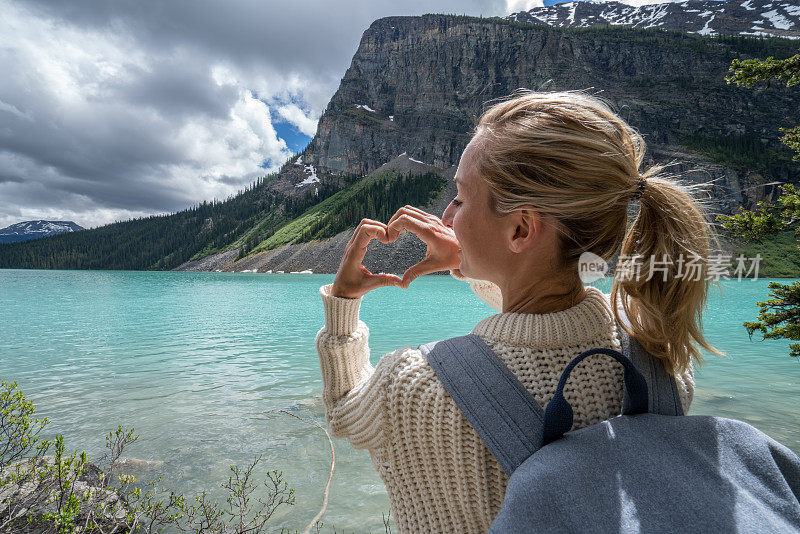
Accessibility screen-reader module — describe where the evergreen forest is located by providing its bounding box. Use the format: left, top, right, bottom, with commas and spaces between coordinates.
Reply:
0, 170, 446, 271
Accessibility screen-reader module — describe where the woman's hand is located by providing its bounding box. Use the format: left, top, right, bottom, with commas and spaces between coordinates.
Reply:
386, 206, 461, 289
331, 219, 403, 299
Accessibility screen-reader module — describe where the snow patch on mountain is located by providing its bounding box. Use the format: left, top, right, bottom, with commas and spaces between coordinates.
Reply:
295, 163, 320, 193
0, 220, 84, 244
762, 9, 793, 29
507, 0, 799, 39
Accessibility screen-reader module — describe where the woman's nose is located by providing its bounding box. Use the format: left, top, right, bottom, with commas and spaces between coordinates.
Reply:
442, 203, 454, 228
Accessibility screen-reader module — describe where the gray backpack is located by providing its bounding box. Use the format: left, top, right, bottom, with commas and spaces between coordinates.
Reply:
420, 323, 800, 533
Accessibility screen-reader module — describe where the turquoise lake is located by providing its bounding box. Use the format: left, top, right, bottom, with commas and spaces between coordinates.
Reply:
1, 269, 798, 532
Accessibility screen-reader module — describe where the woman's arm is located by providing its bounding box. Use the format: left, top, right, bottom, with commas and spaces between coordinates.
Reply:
317, 211, 459, 448
315, 284, 394, 450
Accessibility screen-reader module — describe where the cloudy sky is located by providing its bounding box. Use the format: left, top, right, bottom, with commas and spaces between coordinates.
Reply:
1, 0, 678, 229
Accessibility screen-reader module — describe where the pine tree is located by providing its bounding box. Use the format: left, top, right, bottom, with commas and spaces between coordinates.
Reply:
726, 54, 800, 161
720, 53, 800, 358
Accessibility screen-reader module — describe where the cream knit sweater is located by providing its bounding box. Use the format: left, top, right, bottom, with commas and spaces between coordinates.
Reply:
315, 277, 694, 533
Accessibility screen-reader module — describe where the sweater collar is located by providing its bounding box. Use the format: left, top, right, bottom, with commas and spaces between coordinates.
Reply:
471, 285, 615, 348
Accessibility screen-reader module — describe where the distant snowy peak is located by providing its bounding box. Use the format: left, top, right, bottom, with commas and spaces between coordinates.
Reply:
0, 220, 84, 244
508, 0, 800, 39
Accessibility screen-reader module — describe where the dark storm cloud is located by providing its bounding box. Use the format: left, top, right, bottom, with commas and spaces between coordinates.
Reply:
21, 0, 504, 76
114, 58, 240, 121
0, 0, 505, 229
0, 172, 24, 185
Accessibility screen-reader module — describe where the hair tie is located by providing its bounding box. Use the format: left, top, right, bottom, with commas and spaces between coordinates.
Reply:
632, 175, 647, 200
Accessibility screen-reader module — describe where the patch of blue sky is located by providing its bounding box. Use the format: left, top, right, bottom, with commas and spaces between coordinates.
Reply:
250, 91, 313, 155
273, 118, 312, 154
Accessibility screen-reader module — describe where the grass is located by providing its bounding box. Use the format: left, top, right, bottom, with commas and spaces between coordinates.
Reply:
725, 229, 800, 278
250, 170, 446, 253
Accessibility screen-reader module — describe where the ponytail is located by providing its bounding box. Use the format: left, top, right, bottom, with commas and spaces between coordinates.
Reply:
611, 167, 727, 375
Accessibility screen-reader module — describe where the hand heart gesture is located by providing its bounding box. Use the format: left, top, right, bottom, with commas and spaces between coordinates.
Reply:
330, 219, 403, 299
330, 207, 462, 299
386, 206, 461, 289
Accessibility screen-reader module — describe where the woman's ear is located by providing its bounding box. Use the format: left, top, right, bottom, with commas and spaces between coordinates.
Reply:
508, 209, 541, 253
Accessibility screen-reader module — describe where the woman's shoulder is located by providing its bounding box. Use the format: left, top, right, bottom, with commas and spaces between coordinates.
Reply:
375, 342, 452, 392
594, 287, 634, 329
377, 344, 431, 376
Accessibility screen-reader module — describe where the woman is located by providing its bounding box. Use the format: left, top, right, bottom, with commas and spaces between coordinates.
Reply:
315, 90, 724, 532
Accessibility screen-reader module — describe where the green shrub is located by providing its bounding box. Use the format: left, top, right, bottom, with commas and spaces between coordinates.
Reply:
0, 377, 295, 533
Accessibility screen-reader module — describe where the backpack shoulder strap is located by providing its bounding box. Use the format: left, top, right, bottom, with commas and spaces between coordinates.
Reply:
616, 316, 684, 416
419, 334, 544, 476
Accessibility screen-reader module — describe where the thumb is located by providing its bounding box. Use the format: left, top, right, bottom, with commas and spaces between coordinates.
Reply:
368, 272, 403, 290
401, 258, 437, 289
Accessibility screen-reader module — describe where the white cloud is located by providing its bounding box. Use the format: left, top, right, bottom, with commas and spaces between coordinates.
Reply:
0, 99, 31, 121
506, 0, 545, 12
276, 103, 319, 138
0, 204, 159, 232
0, 0, 292, 228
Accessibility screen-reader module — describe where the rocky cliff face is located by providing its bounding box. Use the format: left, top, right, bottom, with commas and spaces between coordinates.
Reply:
509, 0, 800, 39
280, 14, 797, 214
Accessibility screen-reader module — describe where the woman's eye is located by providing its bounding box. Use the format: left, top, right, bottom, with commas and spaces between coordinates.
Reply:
451, 198, 462, 207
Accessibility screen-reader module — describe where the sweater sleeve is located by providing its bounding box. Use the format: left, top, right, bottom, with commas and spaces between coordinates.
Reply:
315, 284, 392, 450
449, 269, 503, 312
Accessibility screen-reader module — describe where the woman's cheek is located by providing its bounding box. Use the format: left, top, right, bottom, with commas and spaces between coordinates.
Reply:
452, 215, 463, 244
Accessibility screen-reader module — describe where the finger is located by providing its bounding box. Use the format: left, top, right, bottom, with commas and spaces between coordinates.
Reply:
401, 257, 443, 289
347, 218, 389, 247
365, 272, 403, 291
387, 214, 435, 243
344, 223, 389, 267
387, 206, 436, 227
402, 205, 439, 222
358, 264, 402, 290
386, 206, 408, 227
386, 207, 433, 239
348, 223, 387, 256
358, 218, 390, 237
346, 218, 390, 248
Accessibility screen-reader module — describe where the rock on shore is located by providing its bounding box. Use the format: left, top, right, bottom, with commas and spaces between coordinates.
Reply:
0, 457, 128, 533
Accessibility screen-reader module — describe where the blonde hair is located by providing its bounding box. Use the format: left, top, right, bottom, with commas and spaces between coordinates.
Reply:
474, 89, 725, 375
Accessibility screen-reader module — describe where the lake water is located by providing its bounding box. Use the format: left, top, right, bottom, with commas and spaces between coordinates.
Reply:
1, 270, 798, 532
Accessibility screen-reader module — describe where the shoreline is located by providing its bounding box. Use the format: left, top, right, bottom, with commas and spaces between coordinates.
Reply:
1, 267, 796, 279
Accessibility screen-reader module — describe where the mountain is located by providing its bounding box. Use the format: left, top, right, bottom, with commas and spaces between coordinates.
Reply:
286, 13, 797, 204
177, 153, 455, 274
0, 220, 84, 244
1, 7, 799, 272
508, 0, 800, 39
